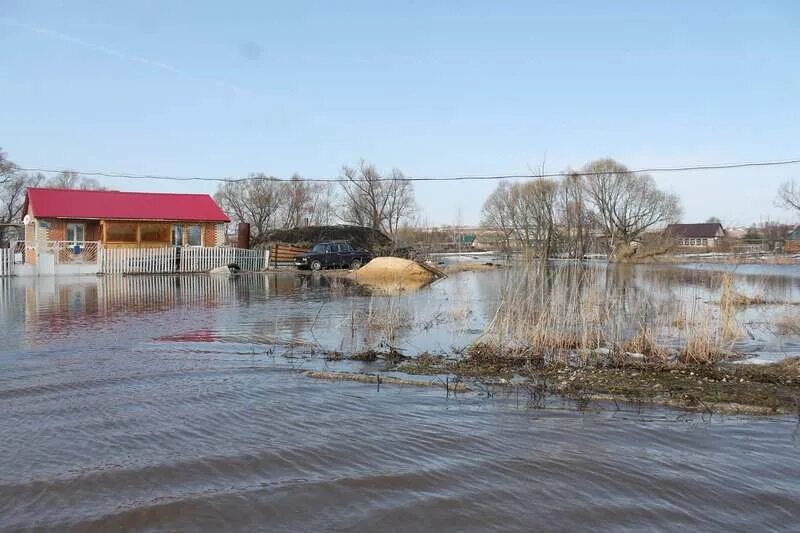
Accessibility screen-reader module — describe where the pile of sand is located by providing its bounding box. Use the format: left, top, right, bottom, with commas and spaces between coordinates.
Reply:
353, 257, 444, 292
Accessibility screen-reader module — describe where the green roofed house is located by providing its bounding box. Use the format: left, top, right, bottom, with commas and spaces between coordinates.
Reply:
460, 234, 476, 247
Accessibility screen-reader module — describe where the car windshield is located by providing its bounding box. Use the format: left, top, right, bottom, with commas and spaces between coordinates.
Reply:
311, 244, 328, 253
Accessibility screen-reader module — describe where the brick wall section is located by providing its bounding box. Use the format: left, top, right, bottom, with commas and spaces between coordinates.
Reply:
48, 220, 65, 241
25, 223, 36, 264
203, 223, 217, 247
37, 219, 101, 241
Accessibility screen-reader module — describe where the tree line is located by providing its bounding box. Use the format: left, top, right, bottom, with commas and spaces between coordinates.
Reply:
482, 158, 800, 259
482, 158, 683, 259
1, 145, 799, 249
213, 160, 416, 246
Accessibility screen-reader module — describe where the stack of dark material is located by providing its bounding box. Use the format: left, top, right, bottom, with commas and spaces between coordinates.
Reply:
264, 225, 392, 253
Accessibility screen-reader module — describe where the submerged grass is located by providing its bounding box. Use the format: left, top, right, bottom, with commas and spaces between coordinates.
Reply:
476, 262, 747, 366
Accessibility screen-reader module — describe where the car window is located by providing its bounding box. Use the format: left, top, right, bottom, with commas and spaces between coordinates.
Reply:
329, 244, 340, 253
339, 243, 352, 252
311, 244, 327, 253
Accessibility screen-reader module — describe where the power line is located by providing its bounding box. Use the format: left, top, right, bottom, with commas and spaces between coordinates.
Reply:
16, 157, 800, 184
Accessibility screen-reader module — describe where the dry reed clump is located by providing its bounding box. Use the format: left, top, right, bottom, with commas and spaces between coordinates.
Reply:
618, 331, 668, 363
474, 262, 744, 368
353, 295, 413, 345
776, 313, 800, 336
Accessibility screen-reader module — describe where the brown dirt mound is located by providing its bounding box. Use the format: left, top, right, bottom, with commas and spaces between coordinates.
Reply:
352, 257, 444, 292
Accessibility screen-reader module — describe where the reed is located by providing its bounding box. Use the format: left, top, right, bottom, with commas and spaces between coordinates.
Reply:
476, 261, 744, 366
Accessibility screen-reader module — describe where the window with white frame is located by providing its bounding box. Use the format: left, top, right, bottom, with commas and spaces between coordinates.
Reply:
187, 225, 202, 246
66, 223, 85, 244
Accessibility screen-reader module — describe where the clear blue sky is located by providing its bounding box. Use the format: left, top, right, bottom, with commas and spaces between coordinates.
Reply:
1, 1, 798, 227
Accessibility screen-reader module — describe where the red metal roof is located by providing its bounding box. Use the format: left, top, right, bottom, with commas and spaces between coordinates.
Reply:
25, 188, 230, 223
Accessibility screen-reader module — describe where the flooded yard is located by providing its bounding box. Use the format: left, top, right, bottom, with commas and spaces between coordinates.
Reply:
1, 263, 800, 530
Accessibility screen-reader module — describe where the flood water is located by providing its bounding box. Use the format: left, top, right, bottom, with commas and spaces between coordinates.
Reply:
1, 264, 800, 531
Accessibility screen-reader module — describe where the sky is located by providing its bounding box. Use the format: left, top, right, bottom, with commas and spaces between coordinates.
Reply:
1, 0, 799, 227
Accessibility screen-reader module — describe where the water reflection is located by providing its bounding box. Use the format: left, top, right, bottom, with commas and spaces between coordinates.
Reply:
1, 263, 799, 361
1, 267, 800, 530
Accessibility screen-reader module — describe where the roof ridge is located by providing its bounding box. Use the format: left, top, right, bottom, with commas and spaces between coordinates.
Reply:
27, 187, 214, 197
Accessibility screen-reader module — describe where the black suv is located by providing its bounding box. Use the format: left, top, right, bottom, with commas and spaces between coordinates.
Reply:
294, 240, 372, 271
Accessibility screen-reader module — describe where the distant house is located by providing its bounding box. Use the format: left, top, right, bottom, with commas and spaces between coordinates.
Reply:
460, 234, 476, 247
22, 188, 230, 254
665, 223, 726, 249
787, 226, 800, 254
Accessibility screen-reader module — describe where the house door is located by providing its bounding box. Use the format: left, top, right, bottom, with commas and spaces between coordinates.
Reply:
171, 225, 183, 246
37, 250, 55, 275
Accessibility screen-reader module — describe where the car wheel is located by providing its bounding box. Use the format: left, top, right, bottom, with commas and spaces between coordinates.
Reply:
350, 259, 362, 270
311, 260, 323, 271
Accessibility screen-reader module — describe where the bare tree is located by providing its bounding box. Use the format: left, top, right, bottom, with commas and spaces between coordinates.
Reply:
582, 158, 681, 257
338, 160, 415, 236
777, 180, 800, 213
214, 176, 283, 245
46, 170, 105, 190
558, 172, 592, 259
307, 182, 336, 226
481, 182, 516, 250
281, 174, 313, 228
384, 169, 415, 236
481, 178, 558, 257
0, 148, 43, 245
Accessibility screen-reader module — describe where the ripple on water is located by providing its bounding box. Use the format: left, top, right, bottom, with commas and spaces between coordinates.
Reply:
1, 272, 799, 530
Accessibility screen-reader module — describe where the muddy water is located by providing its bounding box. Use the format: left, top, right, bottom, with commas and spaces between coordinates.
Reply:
1, 267, 799, 531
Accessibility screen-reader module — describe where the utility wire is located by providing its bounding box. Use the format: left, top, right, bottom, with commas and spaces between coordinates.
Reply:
16, 157, 800, 184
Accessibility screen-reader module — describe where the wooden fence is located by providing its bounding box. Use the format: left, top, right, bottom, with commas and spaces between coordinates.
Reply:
100, 246, 267, 274
0, 249, 12, 277
269, 243, 308, 268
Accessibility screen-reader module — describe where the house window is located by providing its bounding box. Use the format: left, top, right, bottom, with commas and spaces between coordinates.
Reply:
187, 225, 202, 246
65, 223, 85, 244
106, 223, 138, 243
702, 238, 708, 245
140, 223, 170, 243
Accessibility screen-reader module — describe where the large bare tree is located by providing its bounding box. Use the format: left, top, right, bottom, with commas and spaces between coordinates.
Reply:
214, 174, 339, 245
481, 178, 558, 258
338, 160, 415, 236
582, 158, 681, 257
777, 180, 800, 213
214, 176, 283, 245
558, 172, 592, 259
481, 182, 516, 250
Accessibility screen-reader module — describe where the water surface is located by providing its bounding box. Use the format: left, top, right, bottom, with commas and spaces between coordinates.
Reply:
1, 267, 799, 531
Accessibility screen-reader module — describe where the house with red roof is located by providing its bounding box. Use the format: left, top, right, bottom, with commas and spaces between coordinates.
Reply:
23, 188, 229, 247
21, 188, 230, 271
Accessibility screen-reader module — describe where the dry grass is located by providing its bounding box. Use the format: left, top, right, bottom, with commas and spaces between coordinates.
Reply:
443, 262, 499, 274
476, 261, 746, 366
776, 313, 800, 336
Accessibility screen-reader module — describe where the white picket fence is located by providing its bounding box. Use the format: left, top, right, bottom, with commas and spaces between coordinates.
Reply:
0, 249, 12, 277
100, 247, 178, 274
178, 247, 265, 273
100, 246, 266, 275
